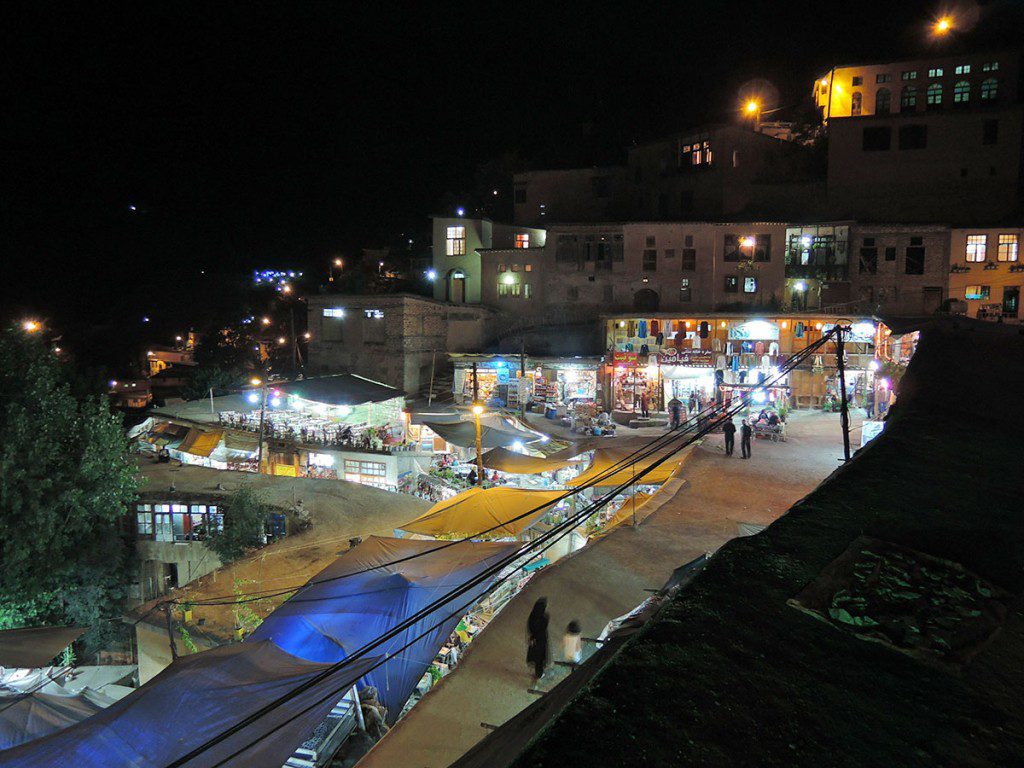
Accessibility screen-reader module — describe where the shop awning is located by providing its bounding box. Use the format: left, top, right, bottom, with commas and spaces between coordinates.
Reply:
566, 446, 683, 488
142, 421, 189, 447
594, 491, 653, 536
424, 420, 539, 450
222, 431, 260, 453
400, 487, 564, 538
276, 373, 402, 405
0, 691, 104, 751
177, 428, 224, 458
474, 447, 583, 475
0, 626, 86, 668
249, 536, 516, 722
0, 641, 379, 768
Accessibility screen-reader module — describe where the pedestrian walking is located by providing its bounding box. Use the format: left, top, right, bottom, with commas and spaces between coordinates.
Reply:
526, 597, 550, 682
865, 388, 875, 419
740, 418, 752, 459
723, 417, 736, 456
667, 397, 682, 429
562, 619, 583, 665
640, 390, 650, 419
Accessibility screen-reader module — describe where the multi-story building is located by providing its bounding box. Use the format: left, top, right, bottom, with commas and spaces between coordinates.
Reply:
848, 224, 951, 316
948, 227, 1024, 322
513, 167, 629, 227
430, 216, 545, 305
818, 50, 1023, 223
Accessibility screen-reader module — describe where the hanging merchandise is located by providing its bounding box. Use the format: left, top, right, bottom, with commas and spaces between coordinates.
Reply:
656, 332, 664, 345
731, 355, 740, 372
699, 321, 711, 338
712, 337, 722, 352
638, 319, 648, 338
674, 333, 685, 349
795, 322, 805, 338
761, 354, 771, 369
692, 335, 702, 350
640, 343, 650, 355
726, 341, 734, 356
664, 319, 674, 335
757, 371, 767, 384
741, 341, 754, 354
754, 341, 765, 356
769, 341, 779, 356
628, 320, 637, 337
651, 319, 661, 336
716, 354, 727, 370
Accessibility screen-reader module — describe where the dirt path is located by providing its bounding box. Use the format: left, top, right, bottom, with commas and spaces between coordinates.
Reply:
356, 411, 857, 768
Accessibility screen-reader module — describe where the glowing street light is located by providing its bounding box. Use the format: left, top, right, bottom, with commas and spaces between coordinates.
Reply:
250, 377, 263, 386
934, 16, 953, 35
303, 331, 312, 340
426, 268, 437, 281
22, 320, 40, 333
277, 337, 287, 345
745, 99, 759, 114
334, 258, 343, 267
261, 317, 271, 326
282, 283, 293, 294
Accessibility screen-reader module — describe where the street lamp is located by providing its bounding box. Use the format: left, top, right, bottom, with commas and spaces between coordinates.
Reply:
744, 99, 761, 131
471, 403, 485, 486
22, 320, 40, 333
934, 16, 953, 35
250, 377, 268, 474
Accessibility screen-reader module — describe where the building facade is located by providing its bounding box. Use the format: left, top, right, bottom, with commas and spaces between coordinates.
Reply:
948, 227, 1024, 321
513, 167, 629, 226
306, 293, 493, 395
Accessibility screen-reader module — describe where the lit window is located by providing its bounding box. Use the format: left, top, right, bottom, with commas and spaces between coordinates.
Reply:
928, 67, 944, 77
852, 75, 863, 86
524, 283, 531, 299
901, 70, 917, 80
515, 233, 530, 249
953, 81, 970, 103
875, 87, 891, 114
900, 85, 917, 110
851, 91, 862, 116
322, 308, 345, 318
524, 264, 532, 272
498, 282, 508, 296
964, 285, 990, 300
982, 61, 999, 72
724, 276, 739, 293
954, 64, 971, 75
965, 234, 987, 262
446, 226, 466, 256
875, 73, 891, 84
980, 78, 998, 100
743, 277, 757, 293
997, 234, 1019, 262
680, 278, 692, 302
511, 263, 519, 272
926, 83, 943, 106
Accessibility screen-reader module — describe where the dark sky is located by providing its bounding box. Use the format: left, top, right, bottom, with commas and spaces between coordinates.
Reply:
3, 1, 1019, 337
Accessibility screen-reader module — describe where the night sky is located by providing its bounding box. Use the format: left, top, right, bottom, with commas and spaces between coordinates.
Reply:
3, 1, 1020, 340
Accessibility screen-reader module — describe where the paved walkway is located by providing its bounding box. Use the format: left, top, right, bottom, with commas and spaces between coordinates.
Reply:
356, 411, 859, 768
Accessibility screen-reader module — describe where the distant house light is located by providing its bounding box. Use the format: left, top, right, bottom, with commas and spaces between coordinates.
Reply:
323, 308, 345, 318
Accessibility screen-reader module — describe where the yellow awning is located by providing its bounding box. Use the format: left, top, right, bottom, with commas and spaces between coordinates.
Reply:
595, 491, 654, 536
567, 446, 683, 487
177, 428, 224, 458
474, 447, 584, 475
401, 487, 564, 538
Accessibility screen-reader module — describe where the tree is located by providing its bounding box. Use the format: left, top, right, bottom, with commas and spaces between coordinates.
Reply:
205, 486, 270, 563
0, 327, 138, 652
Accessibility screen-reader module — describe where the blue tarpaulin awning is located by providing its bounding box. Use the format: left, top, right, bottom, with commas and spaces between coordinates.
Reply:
248, 536, 517, 722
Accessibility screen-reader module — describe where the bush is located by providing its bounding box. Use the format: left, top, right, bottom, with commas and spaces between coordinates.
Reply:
205, 486, 270, 563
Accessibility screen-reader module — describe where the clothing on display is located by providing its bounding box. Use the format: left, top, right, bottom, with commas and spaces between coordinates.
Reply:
769, 341, 779, 356
638, 320, 648, 338
651, 319, 660, 336
726, 342, 734, 356
754, 341, 765, 356
712, 337, 722, 352
656, 332, 664, 345
716, 354, 727, 370
692, 336, 701, 350
731, 356, 740, 372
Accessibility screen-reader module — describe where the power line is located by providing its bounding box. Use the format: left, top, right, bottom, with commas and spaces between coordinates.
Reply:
160, 331, 838, 767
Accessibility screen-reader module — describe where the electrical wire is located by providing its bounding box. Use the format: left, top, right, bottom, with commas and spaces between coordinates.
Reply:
160, 330, 839, 767
167, 331, 836, 609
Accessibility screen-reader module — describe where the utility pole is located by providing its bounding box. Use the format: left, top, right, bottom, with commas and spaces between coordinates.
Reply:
520, 334, 527, 418
427, 349, 436, 407
472, 404, 484, 486
836, 325, 851, 461
472, 361, 479, 403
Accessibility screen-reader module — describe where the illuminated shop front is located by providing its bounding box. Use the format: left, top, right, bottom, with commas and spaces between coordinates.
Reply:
605, 313, 884, 411
451, 355, 601, 409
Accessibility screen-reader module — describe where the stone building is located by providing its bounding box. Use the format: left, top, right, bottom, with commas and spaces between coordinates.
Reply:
306, 293, 493, 395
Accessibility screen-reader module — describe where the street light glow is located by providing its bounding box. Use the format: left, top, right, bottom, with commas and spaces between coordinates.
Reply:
745, 99, 759, 114
471, 404, 484, 415
426, 268, 437, 281
934, 16, 953, 34
261, 317, 271, 325
277, 337, 286, 345
22, 320, 40, 333
250, 377, 262, 386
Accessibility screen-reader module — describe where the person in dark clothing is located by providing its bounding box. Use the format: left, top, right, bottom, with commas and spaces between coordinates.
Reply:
865, 388, 875, 419
722, 417, 736, 456
640, 390, 650, 419
740, 418, 753, 459
466, 468, 477, 486
667, 397, 683, 429
526, 597, 550, 681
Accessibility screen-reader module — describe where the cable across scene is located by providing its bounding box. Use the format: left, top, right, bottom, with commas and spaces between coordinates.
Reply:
160, 329, 841, 768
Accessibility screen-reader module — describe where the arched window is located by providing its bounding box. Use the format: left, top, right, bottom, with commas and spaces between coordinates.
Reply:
851, 91, 862, 116
900, 85, 917, 111
875, 87, 891, 114
981, 78, 998, 101
953, 80, 971, 103
926, 82, 943, 108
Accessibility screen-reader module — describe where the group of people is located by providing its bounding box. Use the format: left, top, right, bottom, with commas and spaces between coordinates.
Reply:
721, 417, 754, 459
219, 410, 392, 452
526, 597, 583, 683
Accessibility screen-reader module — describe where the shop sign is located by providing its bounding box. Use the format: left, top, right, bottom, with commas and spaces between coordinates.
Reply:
658, 349, 714, 367
728, 320, 780, 341
496, 368, 510, 384
823, 322, 876, 343
611, 351, 639, 366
